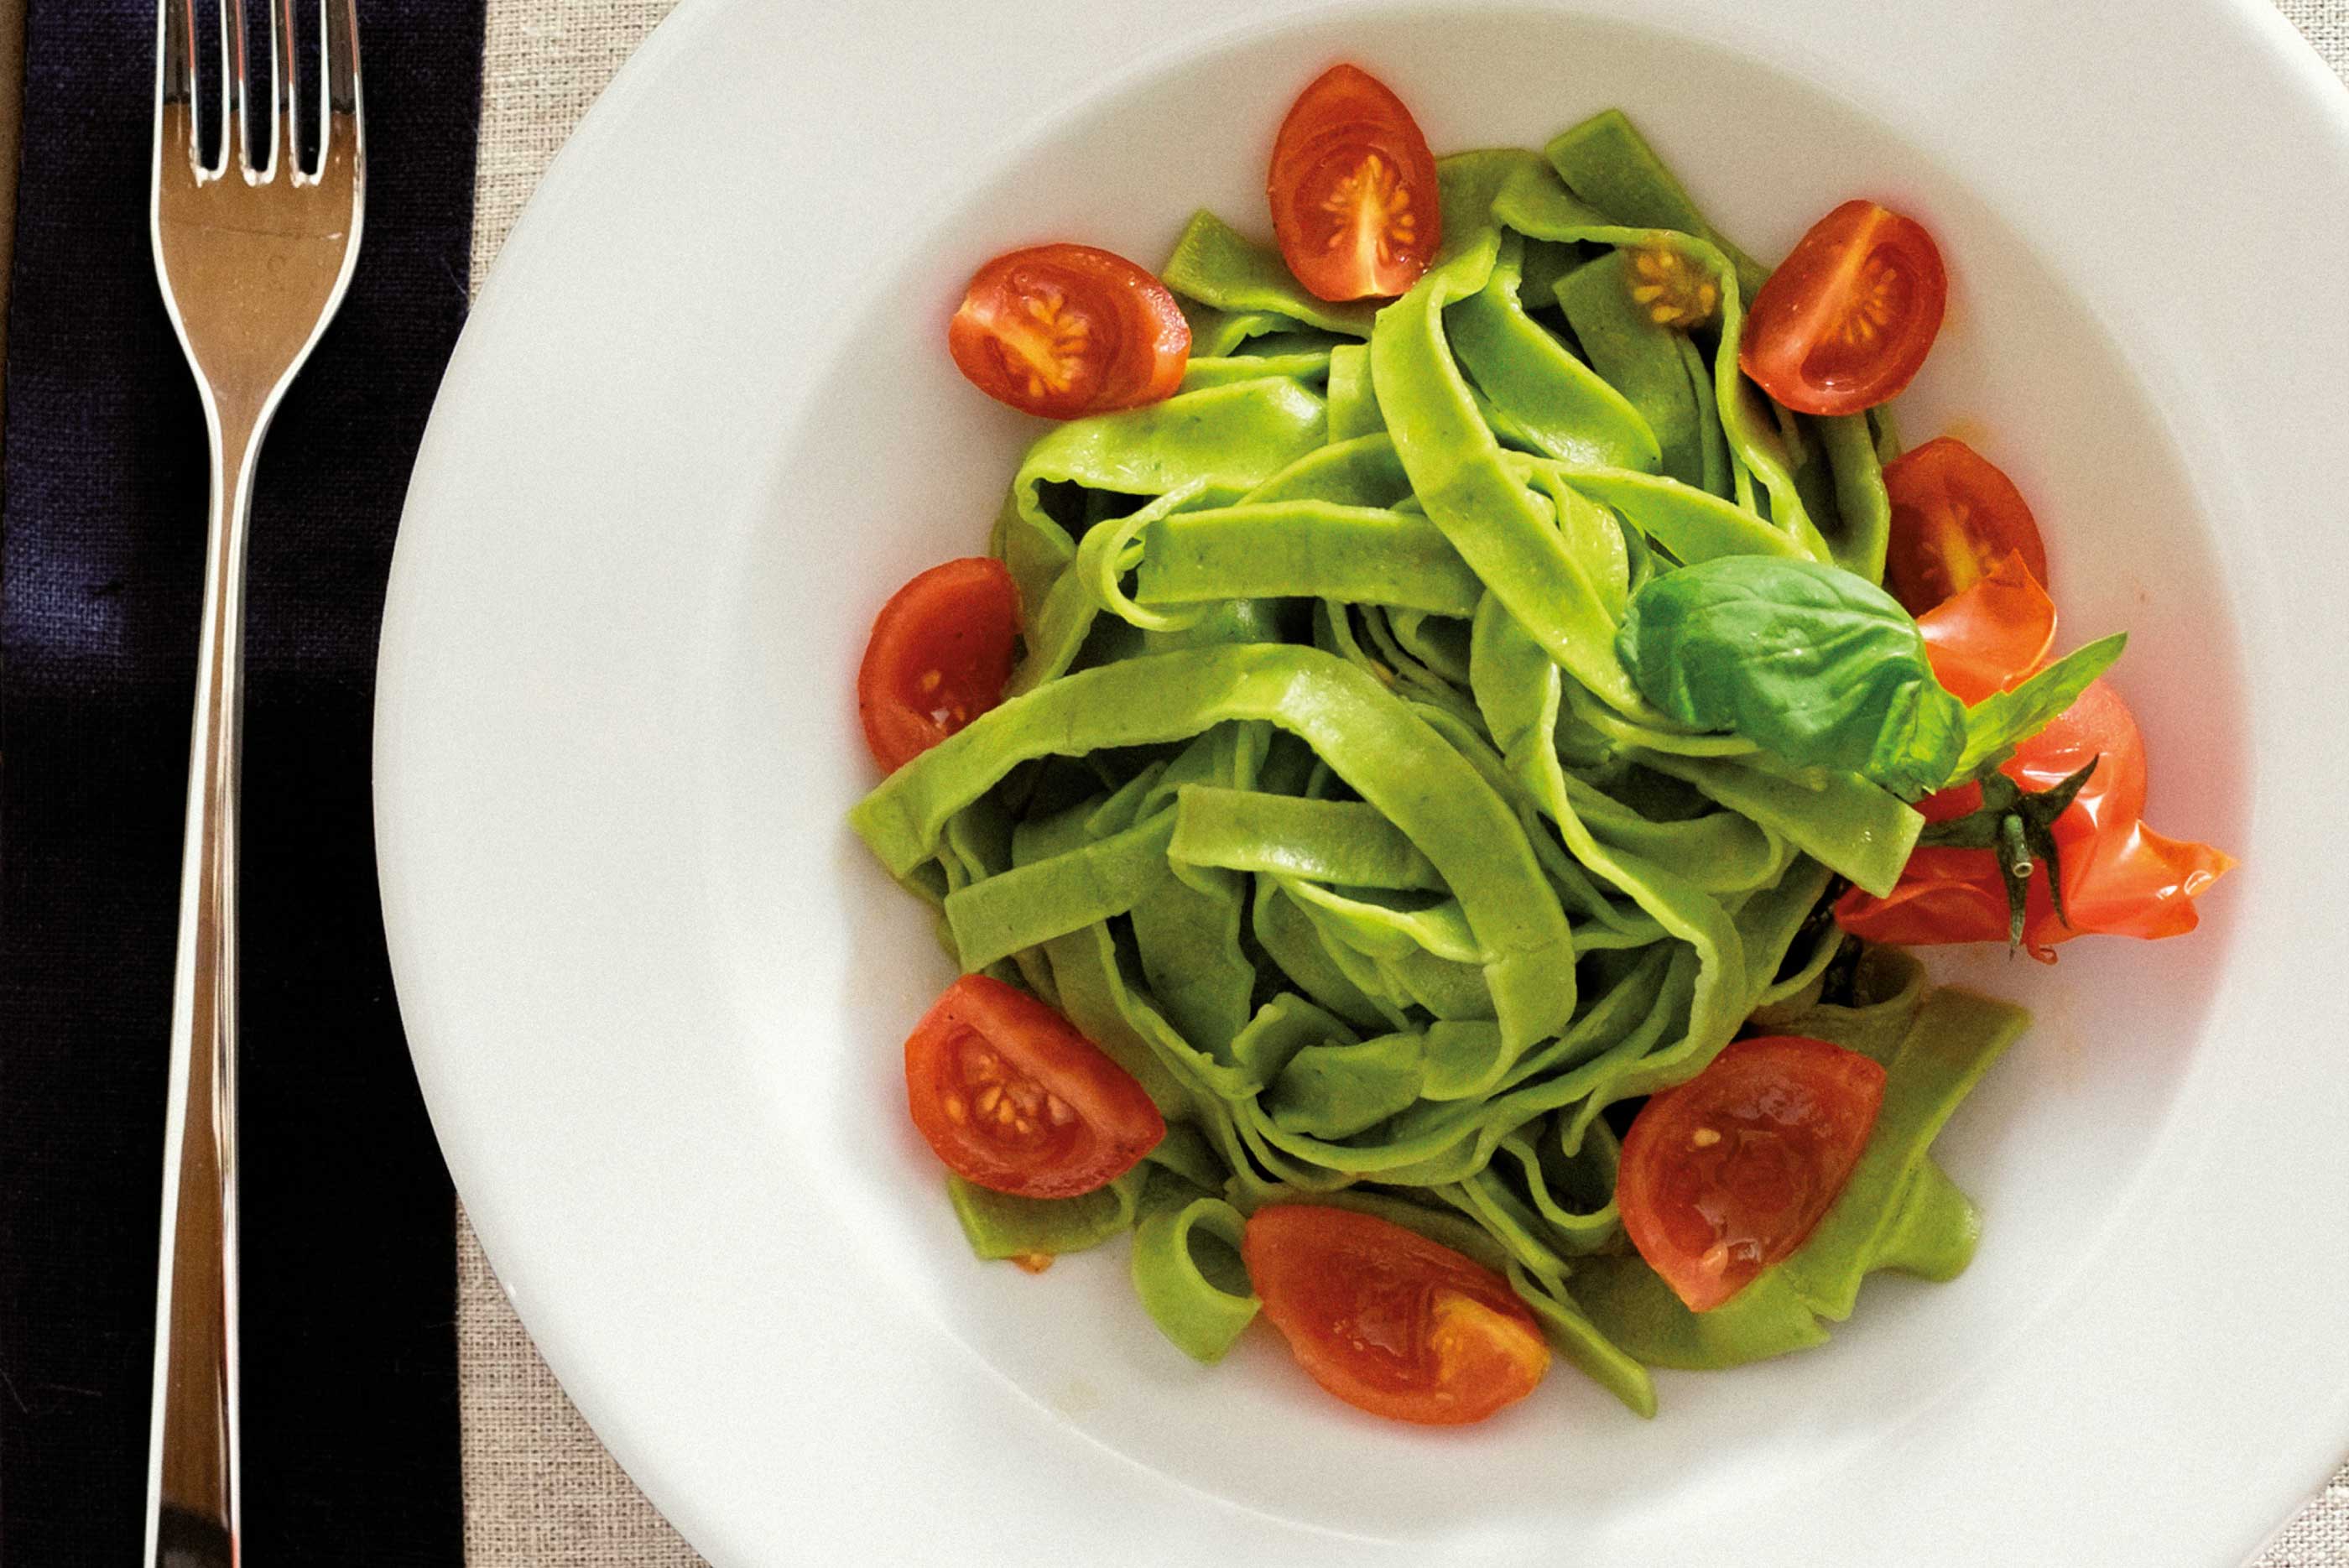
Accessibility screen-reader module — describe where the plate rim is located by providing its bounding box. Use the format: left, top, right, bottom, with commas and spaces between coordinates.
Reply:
377, 2, 2349, 1562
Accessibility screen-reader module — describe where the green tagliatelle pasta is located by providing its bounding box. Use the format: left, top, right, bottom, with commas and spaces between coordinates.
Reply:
852, 109, 2023, 1415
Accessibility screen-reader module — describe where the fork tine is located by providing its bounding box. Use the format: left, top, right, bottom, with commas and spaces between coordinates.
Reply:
206, 0, 230, 178
227, 0, 260, 178
264, 0, 297, 179
154, 0, 199, 168
319, 0, 359, 161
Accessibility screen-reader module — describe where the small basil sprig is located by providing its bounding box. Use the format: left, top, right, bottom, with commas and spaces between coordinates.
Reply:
1946, 634, 2127, 779
1916, 760, 2098, 945
1616, 556, 2123, 798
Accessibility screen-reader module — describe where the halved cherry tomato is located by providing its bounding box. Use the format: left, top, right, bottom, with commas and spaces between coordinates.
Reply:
1883, 437, 2051, 616
946, 243, 1190, 419
1740, 200, 1947, 416
1917, 551, 2055, 705
1617, 1035, 1886, 1313
857, 558, 1019, 774
903, 975, 1164, 1199
1242, 1206, 1550, 1425
1836, 678, 2234, 956
1268, 65, 1441, 302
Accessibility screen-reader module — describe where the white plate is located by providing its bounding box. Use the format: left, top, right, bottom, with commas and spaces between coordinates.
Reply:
374, 2, 2349, 1562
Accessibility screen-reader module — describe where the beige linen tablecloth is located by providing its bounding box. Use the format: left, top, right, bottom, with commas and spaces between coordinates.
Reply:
456, 3, 2349, 1560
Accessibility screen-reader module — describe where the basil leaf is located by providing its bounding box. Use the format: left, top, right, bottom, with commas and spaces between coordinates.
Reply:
1949, 633, 2127, 782
1868, 668, 1969, 799
1616, 555, 1965, 795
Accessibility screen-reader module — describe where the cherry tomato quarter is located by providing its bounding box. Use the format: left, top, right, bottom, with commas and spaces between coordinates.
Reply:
1242, 1205, 1550, 1425
1268, 65, 1442, 302
946, 243, 1189, 419
1740, 200, 1948, 416
1617, 1035, 1887, 1313
857, 557, 1019, 774
1883, 437, 2052, 617
903, 975, 1164, 1199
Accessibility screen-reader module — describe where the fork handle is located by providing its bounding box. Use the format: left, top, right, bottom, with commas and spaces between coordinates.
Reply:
145, 395, 269, 1568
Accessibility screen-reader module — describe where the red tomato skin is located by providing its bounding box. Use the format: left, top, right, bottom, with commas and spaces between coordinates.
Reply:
903, 976, 1164, 1199
857, 558, 1020, 774
1739, 200, 1948, 416
1836, 680, 2234, 956
946, 244, 1190, 419
1617, 1035, 1887, 1313
1917, 550, 2056, 704
1242, 1206, 1550, 1425
1883, 438, 2053, 617
1268, 64, 1442, 302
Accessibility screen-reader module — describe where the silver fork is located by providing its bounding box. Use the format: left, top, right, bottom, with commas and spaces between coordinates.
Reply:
146, 2, 363, 1562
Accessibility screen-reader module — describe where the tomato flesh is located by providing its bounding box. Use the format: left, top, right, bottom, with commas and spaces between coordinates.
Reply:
1618, 1035, 1887, 1313
1843, 529, 2232, 956
1836, 678, 2233, 956
1268, 65, 1442, 302
857, 558, 1019, 774
1627, 242, 1722, 330
904, 976, 1164, 1199
1740, 200, 1948, 416
947, 243, 1190, 419
1883, 437, 2052, 617
1242, 1206, 1550, 1425
1917, 551, 2055, 705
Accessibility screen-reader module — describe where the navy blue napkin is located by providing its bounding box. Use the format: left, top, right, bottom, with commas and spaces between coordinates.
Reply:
0, 3, 487, 1561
